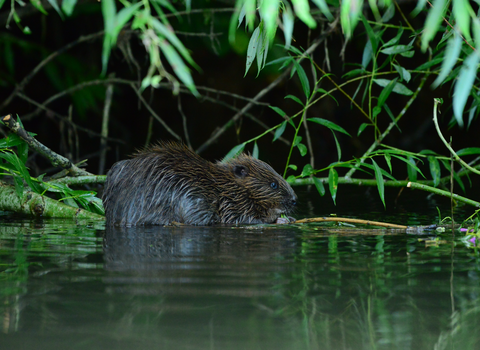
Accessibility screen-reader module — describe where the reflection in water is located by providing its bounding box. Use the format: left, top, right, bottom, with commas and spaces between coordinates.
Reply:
103, 225, 299, 297
0, 216, 479, 350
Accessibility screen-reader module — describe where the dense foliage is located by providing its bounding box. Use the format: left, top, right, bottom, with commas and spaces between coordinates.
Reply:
0, 0, 479, 224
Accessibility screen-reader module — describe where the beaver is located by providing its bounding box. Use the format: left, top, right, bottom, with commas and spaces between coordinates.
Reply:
102, 142, 297, 226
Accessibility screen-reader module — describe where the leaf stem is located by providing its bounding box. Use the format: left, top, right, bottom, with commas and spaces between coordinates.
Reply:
432, 98, 480, 175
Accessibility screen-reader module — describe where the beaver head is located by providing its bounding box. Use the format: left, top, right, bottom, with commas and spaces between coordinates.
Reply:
216, 154, 297, 224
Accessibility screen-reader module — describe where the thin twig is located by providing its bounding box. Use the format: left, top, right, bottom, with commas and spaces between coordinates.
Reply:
0, 32, 104, 112
196, 33, 330, 154
16, 93, 125, 144
432, 98, 480, 175
177, 94, 192, 149
99, 81, 114, 175
345, 74, 428, 178
21, 78, 137, 121
130, 83, 182, 141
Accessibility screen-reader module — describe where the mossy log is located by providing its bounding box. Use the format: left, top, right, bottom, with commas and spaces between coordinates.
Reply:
0, 182, 105, 220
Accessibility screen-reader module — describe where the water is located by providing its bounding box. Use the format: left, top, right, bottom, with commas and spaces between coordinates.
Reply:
1, 187, 480, 350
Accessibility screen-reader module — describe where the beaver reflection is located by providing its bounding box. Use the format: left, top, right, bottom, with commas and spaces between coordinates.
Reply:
103, 226, 298, 273
102, 142, 297, 226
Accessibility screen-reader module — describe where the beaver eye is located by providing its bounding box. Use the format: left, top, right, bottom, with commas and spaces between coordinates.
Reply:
270, 181, 278, 190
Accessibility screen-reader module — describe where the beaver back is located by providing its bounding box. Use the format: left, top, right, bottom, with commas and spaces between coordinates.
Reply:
103, 142, 297, 226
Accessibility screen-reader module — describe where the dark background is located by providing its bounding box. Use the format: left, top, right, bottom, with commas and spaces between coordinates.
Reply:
0, 0, 474, 182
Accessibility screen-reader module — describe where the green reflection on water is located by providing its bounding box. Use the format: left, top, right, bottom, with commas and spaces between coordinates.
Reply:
0, 217, 479, 350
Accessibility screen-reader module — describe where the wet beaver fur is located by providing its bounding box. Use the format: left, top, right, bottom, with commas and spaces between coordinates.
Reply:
102, 142, 297, 226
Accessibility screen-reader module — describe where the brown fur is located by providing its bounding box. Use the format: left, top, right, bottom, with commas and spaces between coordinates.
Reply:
102, 142, 297, 226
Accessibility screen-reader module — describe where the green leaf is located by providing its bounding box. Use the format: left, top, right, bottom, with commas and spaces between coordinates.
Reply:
407, 156, 417, 182
273, 121, 287, 142
259, 0, 279, 42
411, 0, 427, 17
393, 64, 411, 83
374, 79, 413, 95
255, 23, 269, 76
316, 88, 339, 105
343, 68, 365, 79
328, 167, 338, 205
312, 0, 334, 21
313, 177, 326, 196
453, 52, 480, 128
282, 2, 294, 49
61, 0, 77, 16
357, 123, 369, 136
372, 106, 382, 120
293, 136, 303, 146
307, 117, 351, 136
151, 17, 199, 69
291, 0, 317, 28
292, 60, 310, 99
456, 147, 480, 156
332, 131, 342, 161
241, 0, 256, 31
473, 18, 480, 53
30, 0, 48, 15
389, 154, 425, 178
13, 175, 24, 201
371, 158, 385, 207
440, 159, 465, 193
297, 143, 307, 156
152, 0, 178, 16
377, 77, 398, 108
46, 0, 64, 19
252, 142, 259, 159
158, 41, 199, 97
341, 0, 362, 39
360, 15, 378, 57
101, 0, 116, 75
384, 153, 392, 173
285, 94, 304, 106
114, 3, 143, 42
269, 106, 287, 118
245, 26, 260, 75
288, 164, 298, 171
383, 26, 404, 47
286, 175, 296, 183
432, 33, 462, 88
416, 57, 443, 71
453, 0, 473, 42
301, 164, 314, 177
17, 141, 28, 164
381, 45, 413, 55
223, 143, 246, 161
362, 37, 373, 69
428, 156, 441, 187
381, 4, 395, 22
0, 150, 41, 194
0, 134, 32, 148
421, 0, 447, 52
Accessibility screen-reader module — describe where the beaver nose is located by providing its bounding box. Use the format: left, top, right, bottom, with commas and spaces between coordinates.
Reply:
291, 199, 297, 206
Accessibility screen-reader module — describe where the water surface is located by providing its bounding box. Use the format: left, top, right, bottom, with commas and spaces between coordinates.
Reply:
1, 188, 479, 350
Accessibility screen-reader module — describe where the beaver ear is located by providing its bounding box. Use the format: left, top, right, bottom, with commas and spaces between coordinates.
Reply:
233, 165, 248, 178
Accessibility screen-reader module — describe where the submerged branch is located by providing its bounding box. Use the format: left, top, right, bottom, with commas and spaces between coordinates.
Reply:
296, 216, 408, 229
